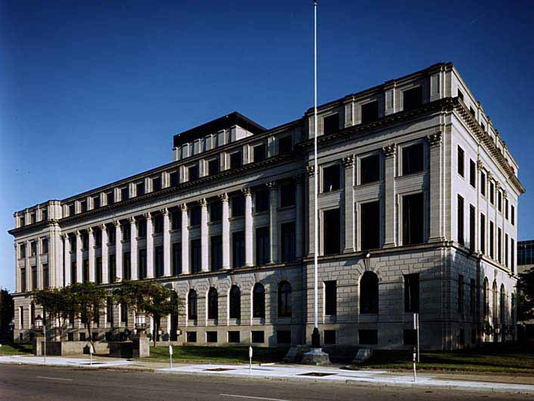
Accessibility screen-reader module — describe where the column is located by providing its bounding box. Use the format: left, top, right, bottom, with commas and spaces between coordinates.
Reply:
181, 204, 190, 274
343, 155, 355, 252
200, 199, 209, 272
49, 222, 62, 288
75, 231, 83, 283
37, 238, 43, 289
88, 227, 95, 282
14, 243, 20, 292
295, 176, 304, 258
244, 189, 253, 267
145, 213, 154, 278
267, 182, 278, 264
25, 240, 31, 291
220, 194, 230, 270
63, 234, 71, 285
306, 165, 316, 256
114, 221, 123, 281
130, 217, 138, 281
427, 132, 444, 242
162, 208, 171, 276
101, 224, 109, 284
383, 144, 397, 247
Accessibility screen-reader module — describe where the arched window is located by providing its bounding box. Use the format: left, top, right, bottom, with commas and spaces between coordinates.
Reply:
229, 285, 241, 319
492, 281, 498, 321
500, 284, 506, 325
360, 272, 379, 314
208, 288, 218, 320
253, 283, 265, 318
483, 278, 489, 320
278, 281, 292, 317
188, 290, 197, 320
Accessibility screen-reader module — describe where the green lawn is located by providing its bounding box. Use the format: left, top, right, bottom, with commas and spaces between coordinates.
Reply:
144, 345, 289, 364
351, 348, 534, 375
0, 343, 33, 356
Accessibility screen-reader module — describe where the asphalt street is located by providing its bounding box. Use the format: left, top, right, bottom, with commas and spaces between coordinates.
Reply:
0, 364, 531, 401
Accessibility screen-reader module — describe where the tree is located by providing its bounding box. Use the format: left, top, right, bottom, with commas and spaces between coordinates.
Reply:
113, 280, 182, 346
68, 283, 107, 348
33, 287, 73, 339
0, 289, 14, 343
518, 267, 534, 322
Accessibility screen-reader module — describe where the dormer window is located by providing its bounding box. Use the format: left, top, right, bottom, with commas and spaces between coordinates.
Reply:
278, 136, 293, 155
229, 152, 242, 169
106, 191, 115, 205
41, 209, 47, 221
69, 204, 75, 216
121, 187, 129, 201
30, 212, 36, 224
152, 176, 162, 191
253, 144, 266, 162
93, 196, 101, 209
361, 100, 379, 124
322, 164, 341, 192
80, 200, 87, 213
188, 165, 199, 181
20, 215, 25, 227
169, 171, 179, 187
208, 158, 220, 175
136, 182, 145, 196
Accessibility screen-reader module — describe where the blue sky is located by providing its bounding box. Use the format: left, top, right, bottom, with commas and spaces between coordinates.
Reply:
0, 0, 533, 292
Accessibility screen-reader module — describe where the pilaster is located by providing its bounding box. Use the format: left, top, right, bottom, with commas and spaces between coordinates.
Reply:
130, 217, 138, 281
88, 227, 95, 282
75, 231, 83, 283
162, 208, 171, 276
343, 155, 355, 253
267, 182, 278, 264
145, 213, 154, 278
200, 199, 209, 272
181, 204, 190, 274
244, 188, 253, 267
114, 221, 123, 281
220, 194, 230, 270
428, 132, 444, 242
101, 225, 109, 284
383, 144, 397, 247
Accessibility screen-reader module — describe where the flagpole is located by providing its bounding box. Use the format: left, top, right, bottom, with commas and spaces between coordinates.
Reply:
312, 0, 320, 349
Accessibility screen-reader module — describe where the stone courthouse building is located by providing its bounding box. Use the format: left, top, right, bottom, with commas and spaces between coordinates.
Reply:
9, 63, 524, 350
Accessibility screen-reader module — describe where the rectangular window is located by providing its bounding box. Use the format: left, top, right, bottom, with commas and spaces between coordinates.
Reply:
69, 203, 75, 216
458, 195, 465, 245
83, 259, 89, 283
276, 330, 291, 344
155, 246, 164, 278
457, 146, 465, 177
489, 221, 494, 259
43, 264, 49, 289
121, 304, 128, 325
228, 331, 240, 343
255, 189, 269, 213
107, 298, 114, 325
230, 152, 242, 169
480, 171, 486, 196
71, 261, 77, 283
154, 214, 164, 234
322, 164, 341, 192
108, 226, 116, 244
232, 195, 245, 217
138, 249, 147, 279
41, 209, 48, 221
188, 165, 199, 181
359, 330, 378, 345
323, 209, 341, 255
403, 193, 424, 245
480, 213, 486, 254
171, 210, 181, 230
172, 243, 182, 275
170, 171, 179, 187
505, 234, 509, 267
31, 266, 37, 290
404, 273, 420, 313
107, 191, 115, 205
108, 254, 116, 282
255, 227, 270, 266
281, 222, 296, 262
361, 201, 380, 249
96, 257, 102, 284
470, 160, 476, 187
152, 176, 162, 192
21, 268, 26, 292
42, 239, 48, 254
210, 200, 222, 222
30, 241, 37, 256
122, 224, 130, 241
186, 332, 197, 343
360, 154, 380, 184
211, 236, 222, 271
402, 143, 424, 175
191, 239, 202, 273
208, 158, 220, 175
505, 199, 509, 220
489, 181, 495, 204
403, 86, 423, 111
190, 205, 201, 226
324, 281, 337, 316
253, 144, 266, 162
138, 220, 147, 238
469, 205, 476, 251
497, 227, 502, 263
324, 330, 336, 345
19, 243, 26, 259
458, 274, 464, 313
458, 89, 464, 101
511, 238, 515, 273
252, 331, 265, 343
206, 331, 217, 343
137, 182, 146, 197
361, 100, 379, 124
323, 113, 339, 135
232, 231, 246, 268
278, 136, 293, 155
498, 191, 502, 212
123, 252, 131, 280
80, 200, 87, 213
93, 196, 101, 209
511, 205, 515, 225
279, 182, 296, 207
121, 187, 129, 201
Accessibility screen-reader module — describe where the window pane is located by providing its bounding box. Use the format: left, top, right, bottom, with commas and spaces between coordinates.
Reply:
361, 201, 380, 249
361, 101, 379, 124
402, 143, 424, 175
403, 86, 423, 111
323, 165, 341, 192
403, 193, 424, 245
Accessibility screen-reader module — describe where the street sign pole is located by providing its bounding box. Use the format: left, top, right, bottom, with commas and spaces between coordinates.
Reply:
414, 313, 420, 363
412, 347, 417, 383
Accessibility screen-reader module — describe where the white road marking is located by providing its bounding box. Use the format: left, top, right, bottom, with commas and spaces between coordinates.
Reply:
37, 376, 73, 382
220, 394, 290, 401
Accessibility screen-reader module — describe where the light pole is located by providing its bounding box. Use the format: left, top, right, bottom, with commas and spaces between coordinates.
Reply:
35, 314, 46, 364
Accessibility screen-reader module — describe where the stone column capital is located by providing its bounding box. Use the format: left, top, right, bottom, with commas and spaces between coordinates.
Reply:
144, 212, 152, 220
487, 172, 494, 181
382, 144, 396, 157
219, 193, 229, 203
75, 230, 82, 237
161, 207, 169, 216
242, 188, 252, 197
305, 165, 315, 177
113, 220, 121, 227
266, 181, 277, 190
198, 198, 208, 208
503, 191, 507, 199
129, 216, 136, 224
427, 131, 442, 147
477, 160, 484, 171
87, 227, 94, 234
342, 155, 355, 168
180, 204, 188, 212
100, 224, 107, 231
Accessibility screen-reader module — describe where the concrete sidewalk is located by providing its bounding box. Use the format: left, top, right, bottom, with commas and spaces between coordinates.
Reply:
2, 355, 534, 395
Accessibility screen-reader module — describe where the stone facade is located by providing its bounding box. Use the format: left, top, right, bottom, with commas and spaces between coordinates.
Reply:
9, 63, 524, 350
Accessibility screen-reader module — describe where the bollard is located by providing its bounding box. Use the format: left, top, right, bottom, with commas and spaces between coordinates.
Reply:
169, 345, 173, 370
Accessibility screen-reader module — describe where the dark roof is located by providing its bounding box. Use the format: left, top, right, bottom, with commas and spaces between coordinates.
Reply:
173, 112, 267, 148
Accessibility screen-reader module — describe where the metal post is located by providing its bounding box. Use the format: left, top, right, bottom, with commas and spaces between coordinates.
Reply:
249, 346, 253, 375
412, 347, 417, 382
414, 313, 420, 363
169, 345, 173, 369
43, 311, 47, 364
